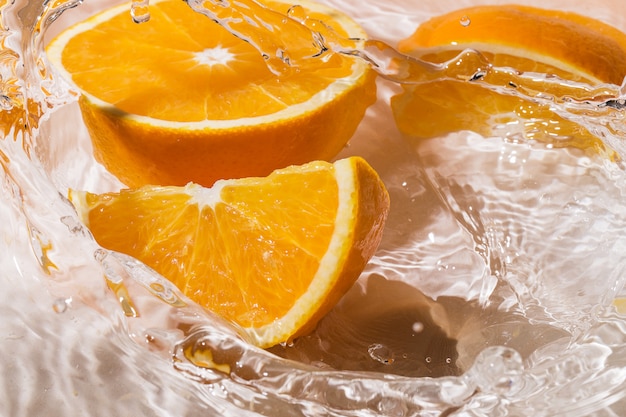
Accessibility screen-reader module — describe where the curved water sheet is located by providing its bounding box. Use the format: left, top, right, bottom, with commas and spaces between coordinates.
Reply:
3, 0, 626, 415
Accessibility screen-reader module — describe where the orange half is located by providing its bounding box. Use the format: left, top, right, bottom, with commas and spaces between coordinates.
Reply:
391, 4, 626, 153
46, 0, 377, 186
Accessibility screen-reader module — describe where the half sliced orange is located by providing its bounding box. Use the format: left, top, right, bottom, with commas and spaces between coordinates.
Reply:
46, 0, 376, 187
391, 4, 626, 153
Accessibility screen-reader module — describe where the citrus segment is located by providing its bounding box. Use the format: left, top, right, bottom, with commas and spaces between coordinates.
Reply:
46, 0, 376, 187
391, 4, 626, 153
69, 157, 390, 348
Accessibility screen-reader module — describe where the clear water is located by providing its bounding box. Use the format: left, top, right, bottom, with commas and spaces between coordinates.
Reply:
3, 0, 626, 415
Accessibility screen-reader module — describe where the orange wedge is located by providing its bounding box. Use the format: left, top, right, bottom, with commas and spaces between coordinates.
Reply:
46, 0, 376, 187
391, 5, 626, 152
69, 157, 390, 348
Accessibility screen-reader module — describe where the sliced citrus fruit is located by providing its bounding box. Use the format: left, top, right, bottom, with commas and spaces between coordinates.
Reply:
46, 0, 376, 187
391, 5, 626, 154
69, 156, 390, 348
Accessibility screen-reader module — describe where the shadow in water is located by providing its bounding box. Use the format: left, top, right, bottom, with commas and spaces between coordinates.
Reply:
270, 273, 573, 378
269, 274, 461, 378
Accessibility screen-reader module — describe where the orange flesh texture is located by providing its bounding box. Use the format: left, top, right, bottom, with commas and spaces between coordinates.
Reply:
80, 160, 373, 332
392, 4, 626, 151
60, 0, 355, 122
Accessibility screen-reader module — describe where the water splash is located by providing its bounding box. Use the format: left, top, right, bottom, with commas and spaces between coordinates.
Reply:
186, 0, 626, 122
1, 0, 626, 415
184, 0, 332, 75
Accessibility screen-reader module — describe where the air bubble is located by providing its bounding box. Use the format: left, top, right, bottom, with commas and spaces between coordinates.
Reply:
368, 343, 394, 364
460, 15, 471, 27
52, 297, 71, 313
412, 321, 424, 333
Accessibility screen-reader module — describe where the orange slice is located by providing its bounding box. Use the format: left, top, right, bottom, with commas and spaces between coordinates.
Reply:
46, 0, 376, 187
391, 4, 626, 153
69, 157, 390, 348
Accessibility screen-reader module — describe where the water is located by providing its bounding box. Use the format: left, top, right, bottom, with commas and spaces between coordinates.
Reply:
3, 0, 626, 415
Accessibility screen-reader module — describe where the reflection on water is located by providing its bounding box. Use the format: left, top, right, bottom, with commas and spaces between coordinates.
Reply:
3, 0, 626, 415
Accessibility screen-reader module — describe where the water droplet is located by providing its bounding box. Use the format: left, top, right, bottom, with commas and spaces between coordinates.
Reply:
460, 15, 471, 27
130, 0, 151, 23
286, 4, 307, 22
368, 343, 394, 364
412, 321, 424, 333
52, 297, 71, 313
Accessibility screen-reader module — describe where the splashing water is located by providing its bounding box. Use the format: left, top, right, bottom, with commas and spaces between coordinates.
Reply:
3, 0, 626, 415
